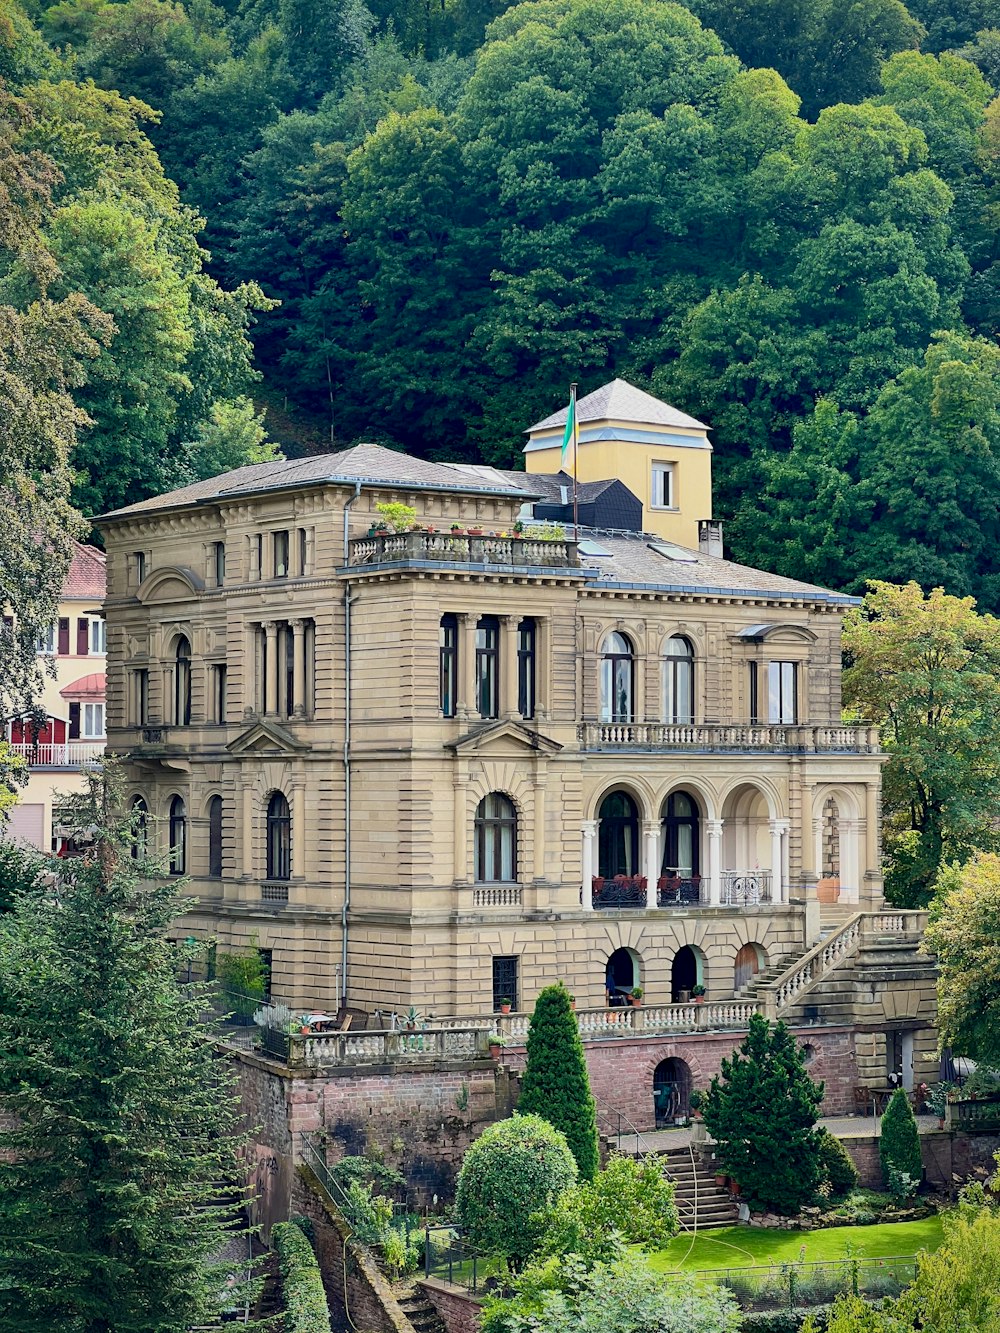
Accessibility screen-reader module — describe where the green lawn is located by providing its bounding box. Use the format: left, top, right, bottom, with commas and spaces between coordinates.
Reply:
648, 1215, 946, 1273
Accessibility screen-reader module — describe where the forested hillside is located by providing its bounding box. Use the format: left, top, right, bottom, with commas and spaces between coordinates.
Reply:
5, 0, 1000, 602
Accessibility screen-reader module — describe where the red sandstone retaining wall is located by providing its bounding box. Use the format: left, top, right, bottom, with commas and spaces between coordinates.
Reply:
420, 1280, 483, 1333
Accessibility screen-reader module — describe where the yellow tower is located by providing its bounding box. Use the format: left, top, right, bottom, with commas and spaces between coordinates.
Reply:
524, 378, 713, 547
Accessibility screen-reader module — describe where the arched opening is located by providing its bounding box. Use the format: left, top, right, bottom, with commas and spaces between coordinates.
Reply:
721, 784, 774, 904
168, 796, 186, 875
605, 947, 640, 1006
818, 795, 842, 902
266, 791, 291, 881
174, 635, 191, 725
653, 1057, 693, 1126
659, 791, 701, 905
474, 793, 517, 882
600, 631, 634, 723
671, 945, 704, 1002
130, 795, 148, 860
595, 791, 642, 906
662, 636, 694, 724
734, 942, 766, 992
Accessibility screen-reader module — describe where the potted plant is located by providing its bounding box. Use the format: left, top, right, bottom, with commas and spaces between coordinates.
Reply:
689, 1089, 704, 1120
692, 984, 706, 1004
629, 987, 643, 1007
499, 997, 512, 1015
927, 1082, 950, 1129
567, 994, 576, 1011
487, 1032, 506, 1059
375, 501, 417, 533
467, 526, 484, 536
513, 520, 524, 535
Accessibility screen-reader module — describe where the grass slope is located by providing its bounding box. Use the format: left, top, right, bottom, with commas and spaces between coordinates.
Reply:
648, 1215, 946, 1272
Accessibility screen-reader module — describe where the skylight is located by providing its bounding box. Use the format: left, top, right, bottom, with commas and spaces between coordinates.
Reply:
648, 541, 698, 563
578, 539, 612, 557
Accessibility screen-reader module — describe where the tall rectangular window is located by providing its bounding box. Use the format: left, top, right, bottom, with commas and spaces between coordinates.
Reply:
517, 618, 536, 720
492, 956, 519, 1012
439, 615, 457, 717
767, 661, 798, 724
36, 624, 56, 654
283, 625, 294, 716
298, 527, 308, 576
651, 461, 675, 509
212, 665, 227, 723
213, 541, 226, 587
133, 668, 149, 725
274, 530, 290, 578
134, 551, 146, 585
82, 703, 105, 738
90, 619, 106, 655
476, 616, 499, 719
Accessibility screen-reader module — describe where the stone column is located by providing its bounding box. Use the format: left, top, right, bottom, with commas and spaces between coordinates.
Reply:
581, 820, 598, 911
264, 620, 279, 716
707, 819, 723, 905
458, 614, 477, 720
292, 618, 307, 718
535, 617, 549, 719
532, 777, 547, 884
249, 533, 261, 582
499, 615, 518, 719
292, 781, 305, 878
770, 818, 789, 903
642, 821, 660, 909
453, 774, 469, 884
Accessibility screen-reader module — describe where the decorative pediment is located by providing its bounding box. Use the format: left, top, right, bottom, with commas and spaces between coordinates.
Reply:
448, 719, 562, 756
731, 622, 818, 644
137, 566, 205, 606
226, 718, 310, 755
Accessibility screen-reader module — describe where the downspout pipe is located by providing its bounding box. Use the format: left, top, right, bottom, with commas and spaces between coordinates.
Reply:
341, 482, 362, 1009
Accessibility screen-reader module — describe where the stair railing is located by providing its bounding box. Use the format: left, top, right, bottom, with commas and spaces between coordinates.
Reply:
760, 913, 866, 1016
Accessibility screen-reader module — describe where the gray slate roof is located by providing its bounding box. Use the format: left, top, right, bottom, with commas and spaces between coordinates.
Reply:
528, 379, 707, 433
100, 444, 538, 519
580, 531, 856, 603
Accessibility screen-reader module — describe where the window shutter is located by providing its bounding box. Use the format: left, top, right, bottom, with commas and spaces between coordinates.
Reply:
58, 618, 70, 655
68, 702, 81, 739
76, 618, 89, 655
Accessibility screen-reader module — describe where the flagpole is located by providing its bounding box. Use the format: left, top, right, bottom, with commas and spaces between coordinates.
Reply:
570, 382, 579, 541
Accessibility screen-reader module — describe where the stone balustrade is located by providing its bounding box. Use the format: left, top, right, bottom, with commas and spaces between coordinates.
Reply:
348, 531, 580, 570
577, 722, 880, 754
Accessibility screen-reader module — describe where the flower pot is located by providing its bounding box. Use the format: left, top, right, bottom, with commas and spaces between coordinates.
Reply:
937, 1117, 946, 1129
715, 1174, 727, 1189
569, 1000, 576, 1011
467, 528, 484, 536
629, 997, 642, 1008
300, 1025, 311, 1034
500, 1004, 511, 1014
694, 996, 705, 1005
489, 1043, 501, 1059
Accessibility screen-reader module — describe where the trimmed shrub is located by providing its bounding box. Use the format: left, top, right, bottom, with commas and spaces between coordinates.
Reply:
517, 982, 600, 1180
273, 1220, 332, 1333
817, 1130, 859, 1199
455, 1114, 578, 1266
879, 1088, 922, 1191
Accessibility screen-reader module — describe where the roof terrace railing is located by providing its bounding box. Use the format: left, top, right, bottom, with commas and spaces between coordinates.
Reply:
348, 530, 580, 570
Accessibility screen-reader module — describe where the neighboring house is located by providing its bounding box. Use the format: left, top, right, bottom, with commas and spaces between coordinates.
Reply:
3, 541, 107, 851
98, 381, 936, 1098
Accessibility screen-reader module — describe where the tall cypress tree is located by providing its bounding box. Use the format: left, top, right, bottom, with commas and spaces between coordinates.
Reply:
880, 1087, 923, 1190
517, 983, 599, 1181
0, 763, 254, 1332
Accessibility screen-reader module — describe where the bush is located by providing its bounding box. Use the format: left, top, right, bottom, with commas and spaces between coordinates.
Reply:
517, 983, 599, 1180
382, 1227, 419, 1280
541, 1154, 679, 1261
817, 1131, 859, 1200
879, 1089, 922, 1192
455, 1114, 578, 1266
273, 1220, 332, 1333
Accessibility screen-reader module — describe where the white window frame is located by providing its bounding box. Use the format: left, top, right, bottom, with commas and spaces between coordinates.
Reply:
651, 461, 676, 510
767, 661, 798, 724
36, 623, 57, 655
82, 702, 105, 738
90, 619, 107, 655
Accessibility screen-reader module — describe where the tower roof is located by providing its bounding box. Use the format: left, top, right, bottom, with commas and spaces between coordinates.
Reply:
527, 378, 706, 433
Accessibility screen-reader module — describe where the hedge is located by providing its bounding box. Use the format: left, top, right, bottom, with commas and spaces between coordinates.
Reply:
739, 1298, 893, 1332
273, 1219, 332, 1333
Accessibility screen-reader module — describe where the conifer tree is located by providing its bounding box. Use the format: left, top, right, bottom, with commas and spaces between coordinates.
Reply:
0, 762, 254, 1332
703, 1014, 824, 1215
879, 1087, 923, 1192
517, 983, 599, 1181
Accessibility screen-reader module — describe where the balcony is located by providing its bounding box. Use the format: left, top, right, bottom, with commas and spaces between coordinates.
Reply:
348, 531, 580, 571
7, 741, 105, 769
592, 870, 773, 909
577, 722, 879, 754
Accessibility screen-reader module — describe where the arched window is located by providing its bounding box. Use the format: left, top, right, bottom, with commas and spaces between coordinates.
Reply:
475, 793, 517, 882
439, 614, 458, 717
663, 636, 694, 724
662, 791, 700, 879
517, 618, 536, 720
174, 635, 192, 725
168, 796, 186, 874
266, 792, 291, 881
208, 796, 223, 878
600, 632, 634, 723
130, 795, 148, 861
476, 616, 499, 719
598, 791, 639, 878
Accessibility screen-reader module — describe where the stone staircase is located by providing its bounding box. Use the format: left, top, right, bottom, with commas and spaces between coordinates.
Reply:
732, 952, 799, 1001
397, 1283, 448, 1333
662, 1146, 739, 1232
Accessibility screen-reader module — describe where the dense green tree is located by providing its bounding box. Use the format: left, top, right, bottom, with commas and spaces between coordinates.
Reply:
517, 982, 599, 1181
703, 1014, 825, 1215
879, 1088, 923, 1193
843, 581, 1000, 905
0, 762, 254, 1331
817, 1129, 860, 1200
904, 0, 1000, 53
924, 853, 1000, 1065
540, 1154, 679, 1263
182, 394, 281, 478
455, 1114, 578, 1266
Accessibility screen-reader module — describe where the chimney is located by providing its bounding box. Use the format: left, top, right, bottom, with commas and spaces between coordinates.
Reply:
698, 520, 723, 558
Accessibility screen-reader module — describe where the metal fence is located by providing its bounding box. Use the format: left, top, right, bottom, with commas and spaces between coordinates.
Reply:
677, 1255, 920, 1308
423, 1225, 491, 1293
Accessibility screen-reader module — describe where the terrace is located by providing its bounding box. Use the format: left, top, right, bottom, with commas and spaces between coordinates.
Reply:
347, 530, 580, 571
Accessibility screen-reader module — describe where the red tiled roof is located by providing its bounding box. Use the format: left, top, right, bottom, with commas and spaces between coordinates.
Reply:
63, 541, 106, 600
59, 672, 106, 700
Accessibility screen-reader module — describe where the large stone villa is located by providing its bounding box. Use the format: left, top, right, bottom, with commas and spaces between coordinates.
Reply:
98, 379, 937, 1122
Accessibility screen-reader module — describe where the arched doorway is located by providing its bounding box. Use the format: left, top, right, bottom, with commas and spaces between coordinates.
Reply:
734, 942, 766, 992
671, 945, 703, 1002
605, 947, 640, 1006
653, 1057, 692, 1126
